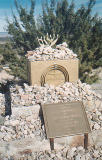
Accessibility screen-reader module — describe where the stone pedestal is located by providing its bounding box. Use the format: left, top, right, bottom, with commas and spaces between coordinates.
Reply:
27, 59, 79, 86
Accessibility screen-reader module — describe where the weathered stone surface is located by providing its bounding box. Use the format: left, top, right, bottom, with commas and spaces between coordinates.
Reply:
27, 59, 79, 86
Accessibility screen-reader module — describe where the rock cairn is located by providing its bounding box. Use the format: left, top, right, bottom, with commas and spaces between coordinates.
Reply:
0, 80, 102, 141
26, 42, 77, 61
10, 80, 101, 106
0, 80, 102, 159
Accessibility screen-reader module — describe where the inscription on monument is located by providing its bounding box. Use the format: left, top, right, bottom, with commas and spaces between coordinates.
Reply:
42, 101, 91, 138
45, 69, 65, 86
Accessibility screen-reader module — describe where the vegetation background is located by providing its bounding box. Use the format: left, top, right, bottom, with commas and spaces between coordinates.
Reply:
0, 0, 102, 84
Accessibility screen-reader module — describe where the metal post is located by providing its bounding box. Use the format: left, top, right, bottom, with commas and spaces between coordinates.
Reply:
84, 133, 88, 150
50, 138, 54, 150
2, 81, 12, 116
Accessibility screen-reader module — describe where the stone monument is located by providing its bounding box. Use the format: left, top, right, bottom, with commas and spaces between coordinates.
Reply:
26, 34, 79, 86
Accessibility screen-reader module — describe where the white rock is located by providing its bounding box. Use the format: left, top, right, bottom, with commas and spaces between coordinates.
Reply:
0, 132, 4, 139
75, 154, 81, 160
11, 134, 16, 139
4, 121, 10, 126
85, 153, 91, 160
50, 153, 55, 158
99, 115, 102, 121
34, 105, 40, 114
18, 88, 24, 94
96, 111, 101, 116
29, 124, 34, 129
30, 134, 35, 138
3, 134, 11, 141
10, 120, 19, 126
80, 155, 85, 160
24, 125, 28, 130
71, 147, 77, 152
0, 126, 6, 132
93, 150, 99, 158
77, 146, 84, 151
5, 116, 10, 121
24, 130, 28, 135
26, 116, 32, 122
69, 148, 76, 157
56, 152, 62, 159
94, 123, 100, 130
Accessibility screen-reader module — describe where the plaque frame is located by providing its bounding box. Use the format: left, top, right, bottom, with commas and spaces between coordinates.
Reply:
41, 101, 91, 150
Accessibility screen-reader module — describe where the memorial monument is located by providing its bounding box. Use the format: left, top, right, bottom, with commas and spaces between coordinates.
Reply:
26, 34, 79, 86
26, 35, 91, 150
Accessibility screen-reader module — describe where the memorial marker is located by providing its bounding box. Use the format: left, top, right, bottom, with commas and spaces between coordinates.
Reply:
42, 101, 91, 150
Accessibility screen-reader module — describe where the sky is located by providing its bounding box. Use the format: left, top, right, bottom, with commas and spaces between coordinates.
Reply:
0, 0, 102, 32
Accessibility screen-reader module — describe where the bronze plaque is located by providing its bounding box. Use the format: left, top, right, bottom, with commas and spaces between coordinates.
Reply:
42, 101, 91, 138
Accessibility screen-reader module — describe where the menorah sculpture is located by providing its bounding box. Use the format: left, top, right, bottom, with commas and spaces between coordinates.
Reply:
37, 33, 58, 47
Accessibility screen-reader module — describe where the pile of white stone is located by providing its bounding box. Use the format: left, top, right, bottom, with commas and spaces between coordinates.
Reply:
26, 42, 77, 61
10, 80, 101, 107
0, 105, 44, 142
0, 80, 102, 159
0, 80, 102, 142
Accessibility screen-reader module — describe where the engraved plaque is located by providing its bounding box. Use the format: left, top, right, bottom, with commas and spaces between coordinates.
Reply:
45, 69, 65, 86
42, 101, 91, 138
